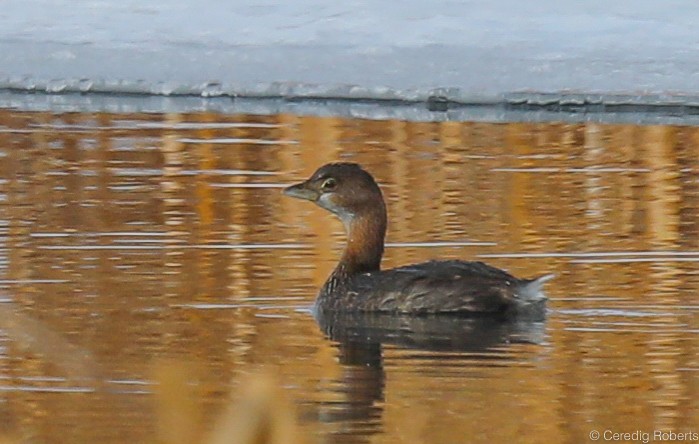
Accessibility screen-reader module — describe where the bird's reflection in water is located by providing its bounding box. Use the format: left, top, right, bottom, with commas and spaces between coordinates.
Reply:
306, 310, 547, 442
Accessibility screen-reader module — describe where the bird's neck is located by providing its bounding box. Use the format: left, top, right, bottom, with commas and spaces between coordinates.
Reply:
327, 205, 387, 285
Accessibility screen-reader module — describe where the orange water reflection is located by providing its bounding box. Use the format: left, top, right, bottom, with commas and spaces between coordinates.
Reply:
0, 110, 697, 443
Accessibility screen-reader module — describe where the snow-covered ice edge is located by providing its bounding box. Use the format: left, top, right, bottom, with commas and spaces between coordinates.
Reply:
3, 90, 699, 125
3, 0, 699, 122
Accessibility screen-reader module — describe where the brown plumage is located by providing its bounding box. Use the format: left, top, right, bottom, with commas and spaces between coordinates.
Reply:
284, 163, 553, 319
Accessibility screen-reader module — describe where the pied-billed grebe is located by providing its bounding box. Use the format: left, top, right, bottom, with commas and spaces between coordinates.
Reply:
284, 163, 553, 318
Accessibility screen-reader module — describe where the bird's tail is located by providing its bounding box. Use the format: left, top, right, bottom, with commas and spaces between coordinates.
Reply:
517, 274, 555, 301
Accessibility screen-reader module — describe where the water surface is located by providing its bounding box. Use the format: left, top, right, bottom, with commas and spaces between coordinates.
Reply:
0, 110, 697, 443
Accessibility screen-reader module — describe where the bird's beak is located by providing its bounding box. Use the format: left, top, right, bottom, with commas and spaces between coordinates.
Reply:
283, 181, 319, 202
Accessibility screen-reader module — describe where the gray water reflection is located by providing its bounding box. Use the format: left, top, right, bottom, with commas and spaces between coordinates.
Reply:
0, 109, 696, 443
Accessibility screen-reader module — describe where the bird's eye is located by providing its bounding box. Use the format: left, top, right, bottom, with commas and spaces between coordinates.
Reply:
321, 178, 337, 191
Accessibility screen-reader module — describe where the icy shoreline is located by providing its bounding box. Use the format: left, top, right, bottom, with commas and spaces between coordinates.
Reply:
2, 0, 699, 120
4, 91, 699, 125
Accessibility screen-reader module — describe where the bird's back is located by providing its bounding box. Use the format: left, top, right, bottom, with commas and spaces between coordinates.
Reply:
317, 260, 551, 319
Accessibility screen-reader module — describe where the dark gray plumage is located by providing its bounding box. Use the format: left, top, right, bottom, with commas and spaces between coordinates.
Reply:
319, 260, 552, 319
